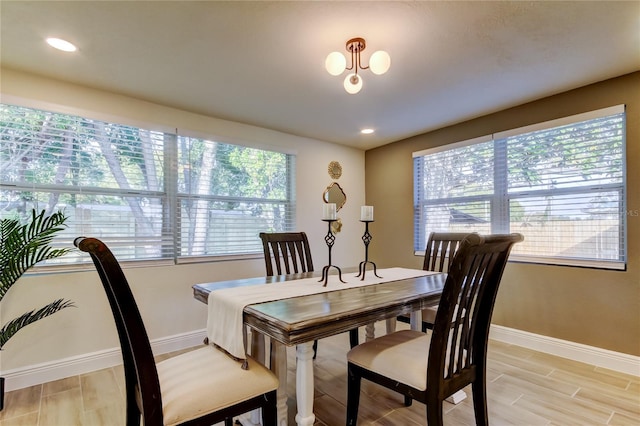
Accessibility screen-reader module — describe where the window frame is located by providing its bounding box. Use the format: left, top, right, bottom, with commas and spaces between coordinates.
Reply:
413, 105, 626, 270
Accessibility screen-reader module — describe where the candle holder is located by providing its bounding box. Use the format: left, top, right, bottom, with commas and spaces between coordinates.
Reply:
356, 220, 381, 280
319, 219, 346, 286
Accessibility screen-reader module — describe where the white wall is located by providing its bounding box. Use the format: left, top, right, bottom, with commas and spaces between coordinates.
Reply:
0, 68, 366, 372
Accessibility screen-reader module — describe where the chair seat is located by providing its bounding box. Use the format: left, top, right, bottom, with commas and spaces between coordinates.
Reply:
157, 346, 279, 426
397, 303, 458, 329
422, 305, 438, 324
348, 330, 430, 391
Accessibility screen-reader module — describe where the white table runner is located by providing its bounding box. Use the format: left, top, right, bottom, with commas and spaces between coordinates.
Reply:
206, 267, 436, 361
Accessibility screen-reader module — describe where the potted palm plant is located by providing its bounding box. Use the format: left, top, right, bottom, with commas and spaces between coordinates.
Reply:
0, 209, 75, 410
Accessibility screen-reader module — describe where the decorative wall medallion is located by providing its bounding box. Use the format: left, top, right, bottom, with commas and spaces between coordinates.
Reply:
327, 161, 342, 179
331, 217, 343, 234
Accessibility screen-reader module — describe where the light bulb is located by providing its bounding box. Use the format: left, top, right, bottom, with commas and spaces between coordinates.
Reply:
46, 37, 77, 52
325, 51, 347, 76
344, 73, 362, 94
369, 50, 390, 75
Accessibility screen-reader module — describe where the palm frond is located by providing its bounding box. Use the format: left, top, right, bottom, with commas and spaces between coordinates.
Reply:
0, 299, 75, 350
0, 209, 72, 298
0, 209, 75, 350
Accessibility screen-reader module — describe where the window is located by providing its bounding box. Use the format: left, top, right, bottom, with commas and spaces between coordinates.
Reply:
176, 136, 295, 260
413, 105, 626, 269
0, 103, 295, 265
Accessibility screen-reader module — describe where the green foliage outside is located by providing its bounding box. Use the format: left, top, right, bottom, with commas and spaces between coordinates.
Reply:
417, 114, 624, 219
1, 103, 292, 259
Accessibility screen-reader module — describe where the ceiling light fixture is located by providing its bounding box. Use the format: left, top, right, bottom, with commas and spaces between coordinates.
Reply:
361, 128, 375, 134
325, 37, 390, 95
46, 37, 77, 52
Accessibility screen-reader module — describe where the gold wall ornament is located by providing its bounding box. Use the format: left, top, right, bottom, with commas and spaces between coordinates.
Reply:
331, 217, 343, 234
328, 161, 342, 179
323, 182, 346, 211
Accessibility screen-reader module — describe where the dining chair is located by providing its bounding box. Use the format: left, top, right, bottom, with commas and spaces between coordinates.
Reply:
74, 237, 278, 426
259, 232, 359, 359
259, 231, 315, 276
397, 231, 475, 332
346, 233, 523, 426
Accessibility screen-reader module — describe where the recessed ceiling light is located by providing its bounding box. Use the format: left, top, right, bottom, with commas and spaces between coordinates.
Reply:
46, 37, 77, 52
361, 128, 375, 134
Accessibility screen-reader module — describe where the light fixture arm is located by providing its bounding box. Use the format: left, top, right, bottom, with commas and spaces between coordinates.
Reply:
325, 37, 389, 94
345, 37, 369, 76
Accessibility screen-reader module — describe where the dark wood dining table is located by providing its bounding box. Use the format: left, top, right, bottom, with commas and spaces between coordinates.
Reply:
193, 269, 447, 426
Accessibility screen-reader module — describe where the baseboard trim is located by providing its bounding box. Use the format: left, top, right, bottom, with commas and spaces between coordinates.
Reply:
490, 324, 640, 377
1, 329, 207, 392
3, 326, 638, 391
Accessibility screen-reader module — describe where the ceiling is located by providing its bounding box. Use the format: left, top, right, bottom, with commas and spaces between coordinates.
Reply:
1, 1, 639, 151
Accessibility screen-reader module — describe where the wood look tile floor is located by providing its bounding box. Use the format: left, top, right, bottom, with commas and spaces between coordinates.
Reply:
1, 323, 638, 425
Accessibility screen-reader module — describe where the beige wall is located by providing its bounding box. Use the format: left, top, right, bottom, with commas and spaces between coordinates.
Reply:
366, 72, 640, 356
0, 68, 366, 370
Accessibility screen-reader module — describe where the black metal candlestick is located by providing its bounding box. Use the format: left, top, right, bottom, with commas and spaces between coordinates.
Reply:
319, 219, 346, 286
356, 220, 381, 280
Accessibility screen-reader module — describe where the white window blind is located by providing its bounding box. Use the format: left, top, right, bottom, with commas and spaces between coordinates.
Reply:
0, 104, 172, 264
176, 136, 295, 260
414, 105, 626, 269
0, 103, 296, 266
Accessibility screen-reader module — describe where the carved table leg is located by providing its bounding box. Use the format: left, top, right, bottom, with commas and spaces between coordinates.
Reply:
247, 330, 266, 425
294, 342, 316, 426
409, 310, 422, 331
250, 329, 266, 364
270, 341, 288, 426
386, 317, 397, 334
365, 323, 375, 342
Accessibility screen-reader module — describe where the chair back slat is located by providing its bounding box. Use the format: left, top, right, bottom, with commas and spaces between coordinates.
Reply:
74, 237, 164, 425
260, 232, 314, 276
428, 234, 523, 390
423, 232, 475, 272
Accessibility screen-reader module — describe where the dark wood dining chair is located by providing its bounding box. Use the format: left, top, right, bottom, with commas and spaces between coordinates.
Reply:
397, 231, 474, 331
346, 233, 523, 426
259, 231, 314, 276
75, 237, 278, 426
259, 232, 359, 359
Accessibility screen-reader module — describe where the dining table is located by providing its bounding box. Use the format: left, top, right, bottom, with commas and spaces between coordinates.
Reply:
192, 268, 447, 426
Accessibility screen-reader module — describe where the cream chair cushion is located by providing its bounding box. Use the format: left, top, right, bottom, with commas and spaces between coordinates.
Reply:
421, 304, 438, 325
399, 303, 456, 328
348, 330, 430, 391
423, 303, 464, 325
156, 345, 279, 426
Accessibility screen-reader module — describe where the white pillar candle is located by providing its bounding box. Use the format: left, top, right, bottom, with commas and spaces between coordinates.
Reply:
323, 203, 336, 220
361, 205, 374, 221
